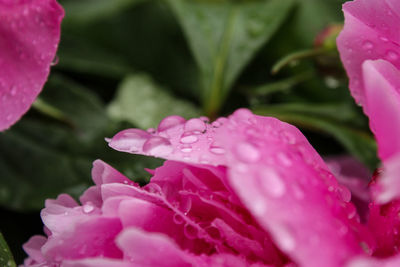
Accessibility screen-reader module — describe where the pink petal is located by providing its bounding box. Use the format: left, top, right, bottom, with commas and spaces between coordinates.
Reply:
0, 0, 63, 130
22, 235, 47, 264
337, 0, 400, 105
360, 60, 400, 203
108, 117, 228, 166
62, 258, 133, 267
214, 110, 372, 267
42, 216, 123, 261
92, 160, 135, 186
348, 255, 400, 267
326, 156, 371, 221
116, 228, 195, 267
362, 60, 400, 161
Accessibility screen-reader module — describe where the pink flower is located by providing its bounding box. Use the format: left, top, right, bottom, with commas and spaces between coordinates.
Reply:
23, 109, 374, 267
0, 0, 64, 131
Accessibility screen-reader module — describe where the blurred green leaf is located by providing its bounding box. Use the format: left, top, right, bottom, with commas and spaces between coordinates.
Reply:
167, 0, 295, 116
0, 233, 16, 267
0, 76, 163, 211
34, 74, 109, 141
60, 0, 146, 25
253, 104, 379, 169
108, 74, 201, 129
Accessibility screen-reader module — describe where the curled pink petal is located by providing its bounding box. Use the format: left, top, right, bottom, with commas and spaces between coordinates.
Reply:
362, 60, 400, 161
0, 0, 64, 130
108, 116, 228, 166
337, 0, 400, 105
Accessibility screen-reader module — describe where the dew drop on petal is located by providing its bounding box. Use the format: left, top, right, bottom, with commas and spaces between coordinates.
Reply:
270, 224, 296, 252
146, 183, 162, 194
184, 118, 206, 133
259, 168, 286, 197
143, 136, 173, 156
233, 108, 253, 121
173, 214, 185, 224
386, 50, 399, 61
235, 142, 260, 163
180, 132, 199, 144
209, 142, 225, 155
109, 129, 150, 152
10, 85, 16, 96
184, 224, 198, 239
180, 144, 193, 153
82, 203, 94, 214
362, 41, 374, 50
157, 115, 185, 132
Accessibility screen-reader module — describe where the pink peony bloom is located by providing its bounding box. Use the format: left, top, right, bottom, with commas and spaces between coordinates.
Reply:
0, 0, 64, 131
23, 109, 374, 267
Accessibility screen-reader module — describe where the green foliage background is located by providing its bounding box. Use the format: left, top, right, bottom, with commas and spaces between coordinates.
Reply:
0, 0, 378, 263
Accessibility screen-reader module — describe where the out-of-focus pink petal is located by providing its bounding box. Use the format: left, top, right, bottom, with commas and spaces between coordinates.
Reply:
0, 0, 63, 130
359, 60, 400, 203
367, 200, 400, 258
214, 110, 372, 267
347, 255, 400, 267
92, 159, 135, 186
326, 156, 371, 221
42, 217, 123, 261
337, 0, 400, 105
362, 60, 400, 161
116, 228, 195, 267
22, 235, 47, 264
62, 258, 133, 267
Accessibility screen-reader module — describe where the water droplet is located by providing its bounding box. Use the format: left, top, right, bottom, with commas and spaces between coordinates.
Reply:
157, 115, 185, 132
233, 108, 253, 121
184, 118, 206, 133
386, 50, 399, 61
380, 36, 389, 42
10, 86, 16, 96
83, 203, 94, 213
180, 132, 199, 144
211, 121, 221, 128
270, 224, 296, 252
235, 142, 260, 163
210, 142, 225, 155
146, 183, 162, 194
184, 224, 198, 239
51, 55, 59, 66
199, 116, 209, 123
147, 128, 156, 134
109, 129, 150, 152
362, 41, 374, 50
180, 144, 193, 153
259, 168, 286, 197
173, 214, 185, 224
143, 136, 173, 156
277, 153, 292, 166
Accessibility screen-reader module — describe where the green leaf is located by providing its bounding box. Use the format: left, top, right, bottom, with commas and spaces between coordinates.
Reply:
253, 105, 379, 169
108, 74, 201, 129
167, 0, 295, 116
34, 74, 109, 141
60, 0, 146, 25
0, 75, 163, 211
0, 233, 16, 267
